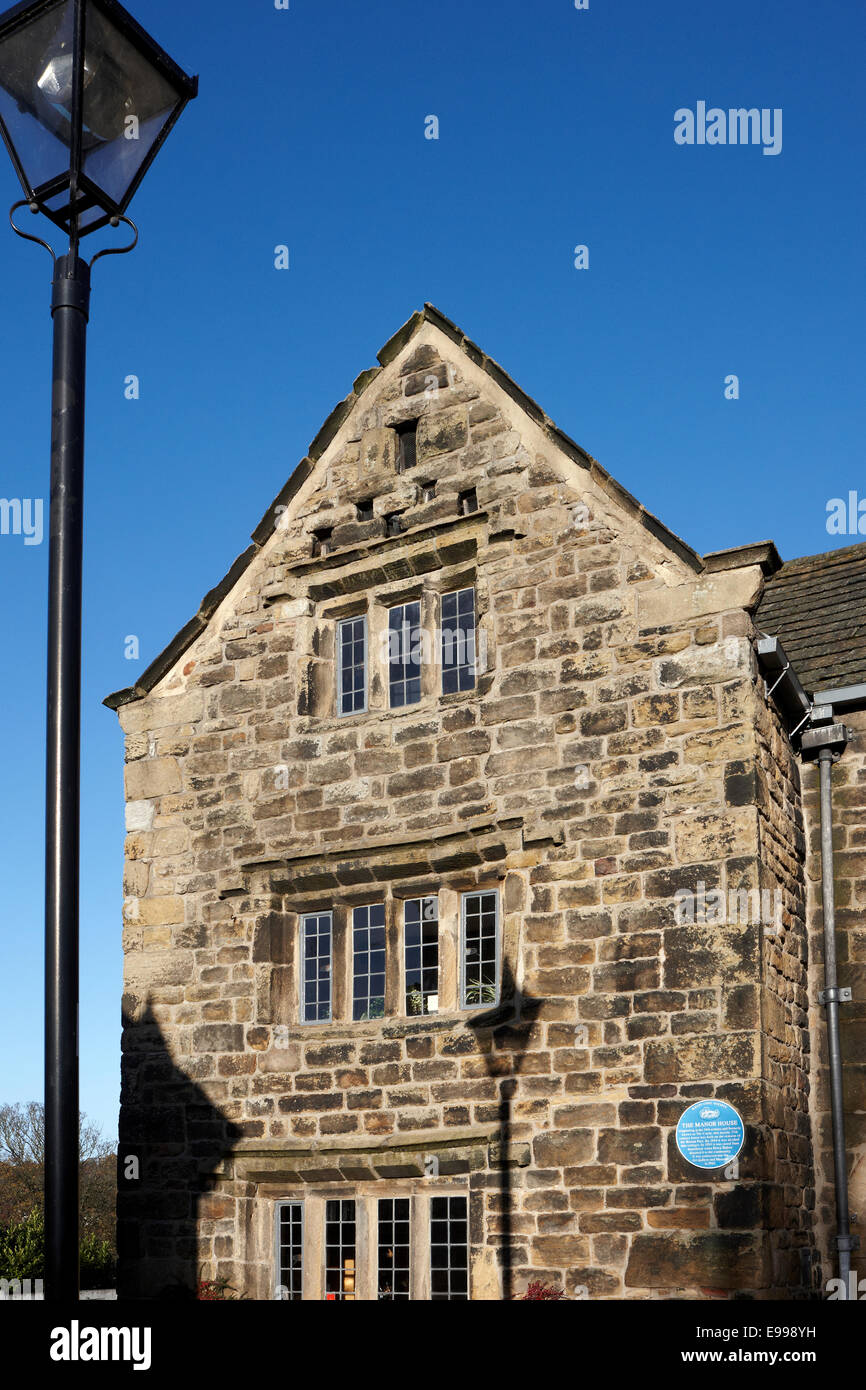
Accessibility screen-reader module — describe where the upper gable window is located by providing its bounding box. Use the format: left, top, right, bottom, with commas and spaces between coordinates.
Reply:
388, 601, 422, 708
337, 615, 367, 716
394, 421, 418, 473
441, 588, 476, 694
312, 527, 333, 557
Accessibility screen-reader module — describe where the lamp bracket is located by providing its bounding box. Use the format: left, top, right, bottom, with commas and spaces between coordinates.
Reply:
88, 215, 139, 272
9, 201, 139, 275
9, 199, 57, 265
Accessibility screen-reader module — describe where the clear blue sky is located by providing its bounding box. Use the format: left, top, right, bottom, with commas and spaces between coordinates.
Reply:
1, 0, 863, 1141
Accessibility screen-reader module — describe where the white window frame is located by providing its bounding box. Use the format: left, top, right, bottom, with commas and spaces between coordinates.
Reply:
271, 1189, 469, 1300
441, 586, 477, 694
429, 1193, 470, 1301
351, 903, 387, 1022
387, 599, 423, 708
376, 1196, 412, 1300
402, 895, 440, 1017
459, 890, 501, 1010
274, 1200, 305, 1301
299, 911, 333, 1025
336, 614, 368, 717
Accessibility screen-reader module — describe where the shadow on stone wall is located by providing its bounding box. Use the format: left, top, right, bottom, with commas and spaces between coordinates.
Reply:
469, 962, 544, 1301
117, 1003, 242, 1300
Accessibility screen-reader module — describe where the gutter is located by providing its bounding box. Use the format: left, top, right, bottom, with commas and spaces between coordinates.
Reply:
756, 635, 859, 1290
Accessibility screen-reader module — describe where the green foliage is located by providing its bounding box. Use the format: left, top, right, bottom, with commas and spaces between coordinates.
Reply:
79, 1232, 116, 1289
0, 1208, 43, 1280
0, 1209, 116, 1288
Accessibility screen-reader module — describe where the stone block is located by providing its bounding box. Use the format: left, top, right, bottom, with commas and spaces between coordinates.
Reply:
625, 1232, 769, 1290
124, 758, 183, 801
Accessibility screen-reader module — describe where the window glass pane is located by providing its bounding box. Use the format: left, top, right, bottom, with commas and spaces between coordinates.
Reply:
301, 913, 332, 1022
429, 1195, 469, 1301
325, 1199, 356, 1300
277, 1202, 303, 1300
404, 897, 439, 1015
338, 616, 367, 715
353, 905, 386, 1020
388, 601, 422, 708
461, 891, 498, 1008
377, 1198, 411, 1300
441, 588, 476, 694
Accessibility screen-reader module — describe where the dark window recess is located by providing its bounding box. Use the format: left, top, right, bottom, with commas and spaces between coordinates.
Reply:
421, 481, 436, 503
395, 421, 418, 473
385, 512, 404, 537
441, 588, 476, 694
356, 498, 375, 522
458, 488, 478, 516
388, 600, 422, 707
311, 527, 333, 557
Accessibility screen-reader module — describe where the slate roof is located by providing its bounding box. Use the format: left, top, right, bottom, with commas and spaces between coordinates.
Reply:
755, 541, 866, 695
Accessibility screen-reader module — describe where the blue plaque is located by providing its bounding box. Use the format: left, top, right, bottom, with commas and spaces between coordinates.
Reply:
675, 1099, 745, 1170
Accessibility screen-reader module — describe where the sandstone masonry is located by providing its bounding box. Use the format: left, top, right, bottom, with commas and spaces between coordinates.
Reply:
107, 305, 853, 1300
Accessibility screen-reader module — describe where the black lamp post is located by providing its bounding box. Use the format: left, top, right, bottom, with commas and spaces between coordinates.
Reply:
0, 0, 196, 1301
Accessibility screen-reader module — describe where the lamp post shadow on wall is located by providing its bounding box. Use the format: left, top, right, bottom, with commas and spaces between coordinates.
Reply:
468, 961, 544, 1301
0, 0, 197, 1301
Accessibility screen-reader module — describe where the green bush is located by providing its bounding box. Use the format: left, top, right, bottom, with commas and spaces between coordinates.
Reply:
79, 1232, 115, 1289
0, 1209, 116, 1288
0, 1208, 43, 1281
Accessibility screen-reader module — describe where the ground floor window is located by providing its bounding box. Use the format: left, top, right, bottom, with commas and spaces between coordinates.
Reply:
325, 1199, 357, 1300
377, 1198, 411, 1300
277, 1201, 304, 1301
430, 1195, 469, 1300
275, 1191, 469, 1301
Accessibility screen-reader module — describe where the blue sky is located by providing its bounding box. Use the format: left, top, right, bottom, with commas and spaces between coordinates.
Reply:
0, 0, 863, 1140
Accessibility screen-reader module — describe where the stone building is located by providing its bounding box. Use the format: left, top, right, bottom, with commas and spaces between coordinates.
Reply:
105, 305, 865, 1300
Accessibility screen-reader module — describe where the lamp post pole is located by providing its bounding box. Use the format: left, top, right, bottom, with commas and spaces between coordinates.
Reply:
44, 243, 90, 1302
0, 0, 197, 1302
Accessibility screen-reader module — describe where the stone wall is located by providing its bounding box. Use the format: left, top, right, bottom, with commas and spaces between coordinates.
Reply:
114, 318, 818, 1299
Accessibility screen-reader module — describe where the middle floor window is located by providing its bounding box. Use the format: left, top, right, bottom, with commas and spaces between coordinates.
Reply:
404, 895, 439, 1016
293, 889, 501, 1024
337, 615, 367, 717
388, 600, 422, 708
352, 904, 386, 1021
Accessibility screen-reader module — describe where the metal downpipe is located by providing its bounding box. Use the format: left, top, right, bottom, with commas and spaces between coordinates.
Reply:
817, 746, 853, 1288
